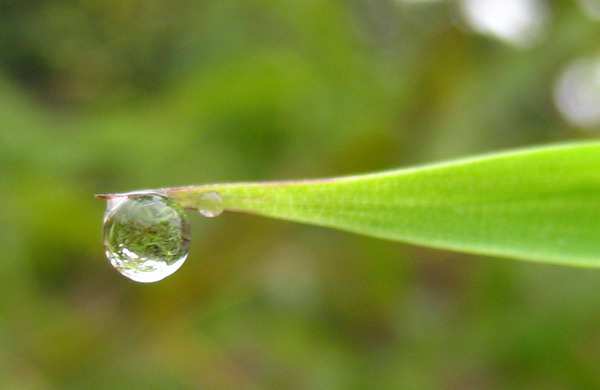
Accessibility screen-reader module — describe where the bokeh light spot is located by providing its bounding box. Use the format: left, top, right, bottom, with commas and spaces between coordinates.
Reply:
554, 55, 600, 129
460, 0, 549, 47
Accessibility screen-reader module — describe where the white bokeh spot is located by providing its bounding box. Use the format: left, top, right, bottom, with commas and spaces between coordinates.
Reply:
461, 0, 550, 47
555, 55, 600, 129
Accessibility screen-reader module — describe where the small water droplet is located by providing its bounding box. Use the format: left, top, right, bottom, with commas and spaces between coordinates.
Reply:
198, 191, 223, 218
102, 193, 191, 283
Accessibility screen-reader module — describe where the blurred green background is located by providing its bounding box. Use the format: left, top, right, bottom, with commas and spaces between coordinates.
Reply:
2, 0, 600, 388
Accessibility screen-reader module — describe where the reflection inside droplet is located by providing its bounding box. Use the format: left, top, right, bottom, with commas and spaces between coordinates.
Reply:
554, 55, 600, 129
460, 0, 549, 47
198, 191, 224, 218
102, 193, 191, 283
578, 0, 600, 21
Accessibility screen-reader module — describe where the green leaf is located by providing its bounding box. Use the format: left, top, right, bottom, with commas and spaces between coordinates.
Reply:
105, 142, 600, 267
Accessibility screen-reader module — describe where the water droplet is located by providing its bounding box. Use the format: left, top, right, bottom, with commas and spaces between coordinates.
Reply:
198, 191, 223, 218
102, 193, 191, 283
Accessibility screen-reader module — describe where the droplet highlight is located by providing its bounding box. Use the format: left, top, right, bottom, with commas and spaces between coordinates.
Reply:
198, 191, 223, 218
102, 193, 191, 283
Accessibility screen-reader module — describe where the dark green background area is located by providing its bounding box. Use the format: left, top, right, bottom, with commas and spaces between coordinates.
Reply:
1, 1, 600, 388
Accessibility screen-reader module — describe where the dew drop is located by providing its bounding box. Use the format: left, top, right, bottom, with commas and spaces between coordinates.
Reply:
102, 193, 191, 283
198, 191, 223, 218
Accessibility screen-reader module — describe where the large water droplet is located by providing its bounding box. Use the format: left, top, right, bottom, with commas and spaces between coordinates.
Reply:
198, 191, 223, 218
102, 193, 191, 283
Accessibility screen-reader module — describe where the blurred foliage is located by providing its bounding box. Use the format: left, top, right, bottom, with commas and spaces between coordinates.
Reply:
1, 0, 600, 388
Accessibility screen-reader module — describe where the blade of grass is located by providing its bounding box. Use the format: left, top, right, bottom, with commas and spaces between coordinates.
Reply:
100, 142, 600, 267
